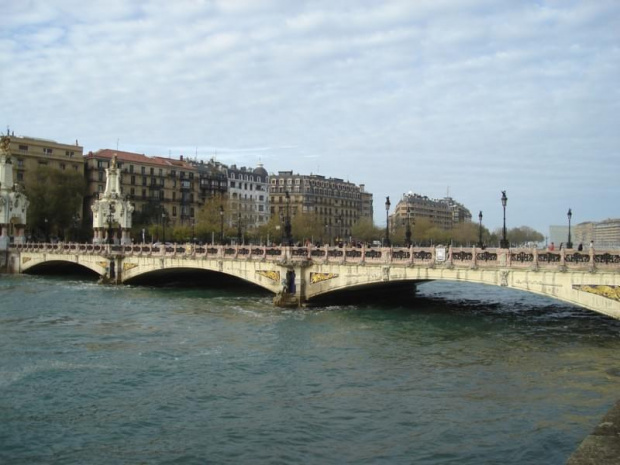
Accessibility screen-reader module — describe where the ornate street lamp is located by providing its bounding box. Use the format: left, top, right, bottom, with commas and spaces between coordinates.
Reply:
44, 217, 49, 243
405, 205, 412, 247
500, 191, 509, 248
161, 211, 166, 244
284, 191, 292, 246
567, 208, 573, 249
385, 196, 391, 247
237, 212, 242, 245
72, 213, 81, 242
478, 211, 483, 248
219, 205, 224, 245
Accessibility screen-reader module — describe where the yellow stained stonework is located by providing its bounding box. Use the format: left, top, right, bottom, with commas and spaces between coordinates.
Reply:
257, 270, 280, 282
97, 261, 109, 269
310, 272, 339, 284
123, 263, 138, 271
575, 285, 620, 302
22, 257, 31, 263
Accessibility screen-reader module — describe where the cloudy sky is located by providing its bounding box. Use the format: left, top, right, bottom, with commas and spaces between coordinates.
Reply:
1, 0, 618, 234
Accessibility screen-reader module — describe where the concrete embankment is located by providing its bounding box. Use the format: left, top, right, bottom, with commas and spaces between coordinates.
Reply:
567, 400, 620, 464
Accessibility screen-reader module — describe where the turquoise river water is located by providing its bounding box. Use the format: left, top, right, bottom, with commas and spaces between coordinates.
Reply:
1, 273, 620, 464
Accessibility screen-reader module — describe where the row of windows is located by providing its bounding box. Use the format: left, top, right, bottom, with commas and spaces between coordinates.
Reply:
271, 177, 357, 191
18, 145, 77, 158
229, 172, 264, 182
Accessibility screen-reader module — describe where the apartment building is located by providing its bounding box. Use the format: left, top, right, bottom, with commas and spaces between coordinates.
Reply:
5, 133, 84, 184
392, 192, 472, 229
269, 171, 371, 241
84, 150, 227, 227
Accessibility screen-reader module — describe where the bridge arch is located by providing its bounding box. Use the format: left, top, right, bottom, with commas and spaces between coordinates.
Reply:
19, 256, 104, 277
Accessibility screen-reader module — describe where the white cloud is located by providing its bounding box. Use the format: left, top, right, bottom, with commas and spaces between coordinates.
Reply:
1, 0, 618, 232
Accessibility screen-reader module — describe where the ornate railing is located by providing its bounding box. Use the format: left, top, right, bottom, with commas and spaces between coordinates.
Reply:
9, 242, 620, 272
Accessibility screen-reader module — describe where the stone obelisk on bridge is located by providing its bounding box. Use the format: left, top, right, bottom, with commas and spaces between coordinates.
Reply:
91, 154, 134, 245
0, 135, 29, 251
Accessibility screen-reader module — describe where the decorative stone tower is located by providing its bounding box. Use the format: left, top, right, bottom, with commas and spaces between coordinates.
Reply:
0, 135, 29, 250
91, 155, 134, 245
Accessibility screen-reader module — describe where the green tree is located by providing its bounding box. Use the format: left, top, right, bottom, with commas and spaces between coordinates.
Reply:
351, 217, 383, 244
25, 166, 85, 240
195, 193, 228, 244
493, 226, 544, 247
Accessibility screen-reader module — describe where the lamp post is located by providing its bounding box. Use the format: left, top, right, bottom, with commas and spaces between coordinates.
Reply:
405, 205, 412, 247
72, 213, 81, 242
384, 196, 391, 247
237, 212, 242, 245
567, 208, 573, 249
219, 205, 224, 245
161, 211, 166, 244
191, 218, 195, 244
44, 218, 49, 243
107, 204, 115, 245
500, 191, 509, 248
478, 211, 483, 248
284, 191, 292, 246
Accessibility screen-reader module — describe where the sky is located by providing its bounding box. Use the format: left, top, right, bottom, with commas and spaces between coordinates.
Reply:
1, 0, 618, 234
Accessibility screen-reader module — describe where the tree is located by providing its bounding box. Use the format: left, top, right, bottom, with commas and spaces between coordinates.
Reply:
195, 193, 228, 243
25, 166, 85, 240
351, 217, 383, 244
493, 225, 544, 247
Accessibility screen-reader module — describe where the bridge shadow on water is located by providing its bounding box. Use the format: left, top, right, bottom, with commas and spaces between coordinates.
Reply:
125, 268, 272, 295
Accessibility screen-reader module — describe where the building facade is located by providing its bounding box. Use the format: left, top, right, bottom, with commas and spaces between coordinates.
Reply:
573, 219, 620, 249
5, 133, 84, 184
84, 150, 228, 230
269, 171, 372, 243
225, 164, 269, 231
392, 192, 471, 230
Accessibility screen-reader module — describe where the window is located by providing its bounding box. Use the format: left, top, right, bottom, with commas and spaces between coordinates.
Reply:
130, 188, 135, 197
17, 172, 24, 181
150, 167, 154, 175
159, 169, 163, 176
131, 175, 136, 185
43, 148, 53, 155
141, 166, 145, 175
98, 172, 104, 181
172, 206, 177, 216
60, 163, 66, 170
97, 160, 105, 168
73, 165, 79, 171
65, 151, 74, 157
18, 145, 28, 152
17, 159, 24, 168
98, 185, 104, 192
129, 165, 134, 173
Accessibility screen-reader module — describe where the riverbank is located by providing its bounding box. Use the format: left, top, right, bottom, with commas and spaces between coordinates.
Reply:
567, 400, 620, 464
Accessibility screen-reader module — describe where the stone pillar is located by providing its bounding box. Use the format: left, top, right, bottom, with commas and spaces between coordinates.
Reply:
0, 224, 8, 251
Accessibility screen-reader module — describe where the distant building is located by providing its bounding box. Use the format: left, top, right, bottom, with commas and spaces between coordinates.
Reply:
84, 150, 228, 228
225, 164, 269, 231
554, 219, 620, 249
5, 133, 84, 184
392, 192, 471, 230
269, 171, 372, 242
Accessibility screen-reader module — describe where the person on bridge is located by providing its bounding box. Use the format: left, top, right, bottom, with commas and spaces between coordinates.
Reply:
549, 242, 555, 251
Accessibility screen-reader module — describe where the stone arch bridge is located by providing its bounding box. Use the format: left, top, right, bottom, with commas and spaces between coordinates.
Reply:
6, 243, 620, 319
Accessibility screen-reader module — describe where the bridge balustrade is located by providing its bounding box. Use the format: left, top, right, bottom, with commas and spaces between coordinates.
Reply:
8, 242, 620, 273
